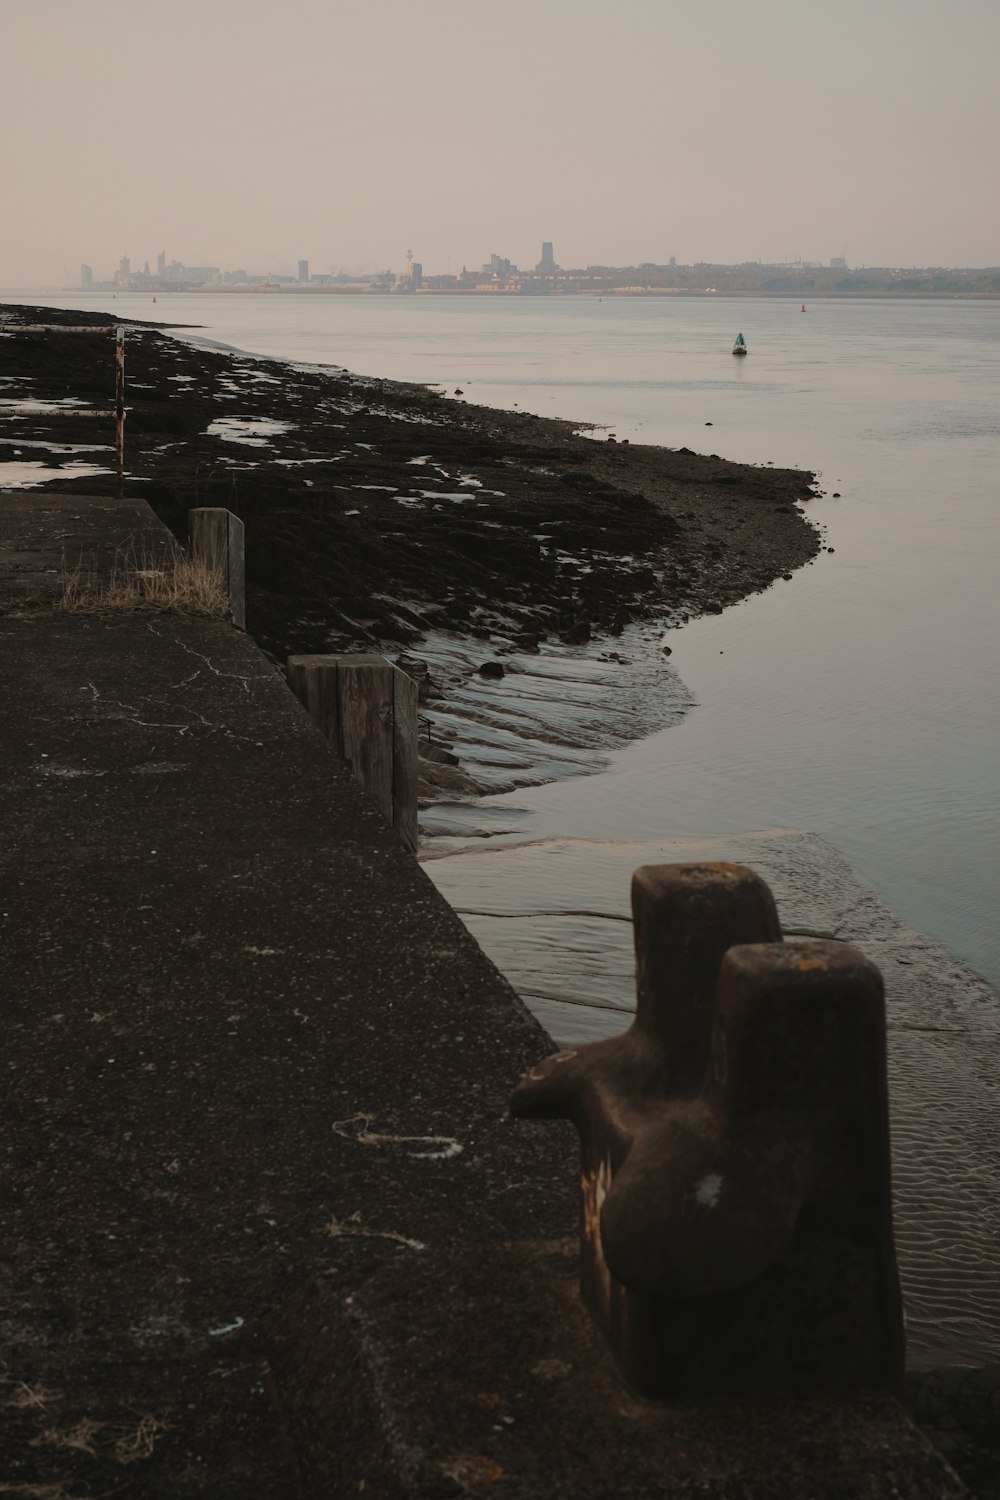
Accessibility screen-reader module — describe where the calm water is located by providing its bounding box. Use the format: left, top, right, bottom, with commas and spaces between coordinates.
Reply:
8, 291, 1000, 991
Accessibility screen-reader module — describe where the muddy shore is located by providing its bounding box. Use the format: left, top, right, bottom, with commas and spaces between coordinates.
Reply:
1, 302, 822, 806
0, 302, 820, 650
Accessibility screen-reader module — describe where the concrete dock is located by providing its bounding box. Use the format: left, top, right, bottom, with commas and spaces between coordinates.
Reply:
0, 490, 972, 1496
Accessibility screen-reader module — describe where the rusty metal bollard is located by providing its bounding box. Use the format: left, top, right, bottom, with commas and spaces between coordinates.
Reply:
511, 863, 905, 1400
114, 325, 125, 500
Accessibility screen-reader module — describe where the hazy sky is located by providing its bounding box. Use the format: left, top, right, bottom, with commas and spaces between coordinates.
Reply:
3, 0, 998, 286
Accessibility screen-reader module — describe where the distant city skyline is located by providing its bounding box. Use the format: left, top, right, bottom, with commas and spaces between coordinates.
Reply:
2, 0, 997, 289
64, 247, 1000, 304
70, 241, 1000, 300
72, 241, 875, 293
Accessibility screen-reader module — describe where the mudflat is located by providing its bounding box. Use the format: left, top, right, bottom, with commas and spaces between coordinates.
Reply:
0, 302, 820, 661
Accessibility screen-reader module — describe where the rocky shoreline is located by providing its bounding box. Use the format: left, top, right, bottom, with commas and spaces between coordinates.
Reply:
1, 302, 822, 806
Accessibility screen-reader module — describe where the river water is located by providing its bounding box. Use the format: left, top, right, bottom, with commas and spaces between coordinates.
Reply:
7, 289, 1000, 1367
12, 289, 999, 993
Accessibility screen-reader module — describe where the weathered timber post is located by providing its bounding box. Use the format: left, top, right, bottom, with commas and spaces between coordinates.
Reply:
189, 507, 246, 629
287, 653, 418, 853
511, 862, 905, 1401
114, 326, 125, 499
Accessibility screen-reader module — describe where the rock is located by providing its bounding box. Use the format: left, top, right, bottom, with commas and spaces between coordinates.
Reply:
419, 742, 461, 767
478, 660, 505, 680
561, 619, 591, 645
704, 602, 724, 614
661, 644, 673, 656
417, 761, 481, 797
832, 491, 841, 498
454, 388, 464, 395
782, 573, 794, 581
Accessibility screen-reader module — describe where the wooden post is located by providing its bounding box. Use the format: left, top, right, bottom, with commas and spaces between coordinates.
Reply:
392, 662, 419, 853
287, 654, 418, 853
189, 507, 246, 629
114, 326, 125, 499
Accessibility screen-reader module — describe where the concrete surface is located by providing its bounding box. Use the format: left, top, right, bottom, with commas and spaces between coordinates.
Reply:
0, 493, 969, 1496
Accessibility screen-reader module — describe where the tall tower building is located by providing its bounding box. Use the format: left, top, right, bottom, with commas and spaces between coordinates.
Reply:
298, 259, 309, 283
80, 264, 93, 289
535, 241, 557, 274
157, 251, 166, 276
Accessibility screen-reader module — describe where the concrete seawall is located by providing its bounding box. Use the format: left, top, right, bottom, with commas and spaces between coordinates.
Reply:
0, 492, 972, 1496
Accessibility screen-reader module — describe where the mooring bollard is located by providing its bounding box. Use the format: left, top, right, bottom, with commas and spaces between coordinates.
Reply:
189, 507, 246, 629
287, 653, 418, 853
511, 862, 904, 1400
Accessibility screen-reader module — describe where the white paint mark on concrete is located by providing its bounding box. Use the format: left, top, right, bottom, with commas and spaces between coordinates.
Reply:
208, 1316, 245, 1337
326, 1213, 426, 1252
331, 1113, 462, 1160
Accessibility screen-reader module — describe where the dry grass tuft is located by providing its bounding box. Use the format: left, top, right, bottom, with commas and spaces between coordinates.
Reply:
0, 1485, 84, 1499
55, 540, 229, 619
30, 1419, 101, 1457
113, 1414, 167, 1465
5, 1382, 62, 1412
28, 1412, 168, 1467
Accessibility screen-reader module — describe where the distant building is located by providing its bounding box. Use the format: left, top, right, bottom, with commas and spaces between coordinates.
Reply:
298, 259, 309, 283
157, 251, 166, 276
80, 263, 93, 289
535, 241, 558, 273
830, 256, 848, 269
397, 259, 423, 289
482, 253, 517, 277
